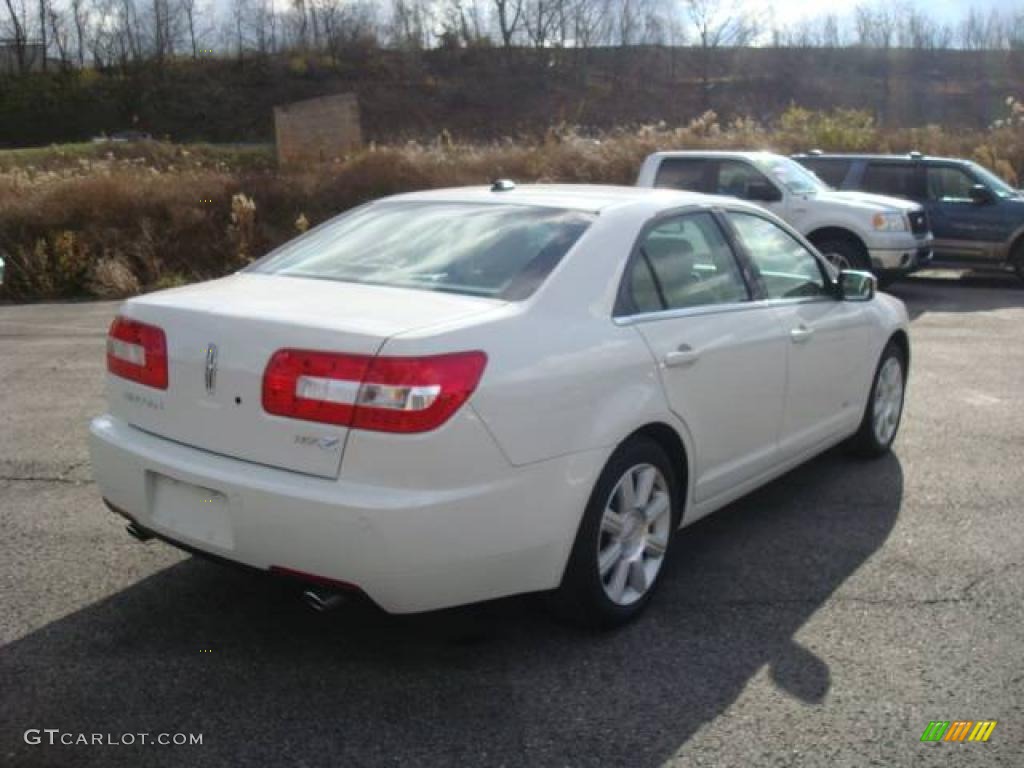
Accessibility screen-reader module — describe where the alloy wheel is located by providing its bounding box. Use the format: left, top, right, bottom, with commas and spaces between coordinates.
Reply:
597, 463, 671, 606
872, 356, 904, 446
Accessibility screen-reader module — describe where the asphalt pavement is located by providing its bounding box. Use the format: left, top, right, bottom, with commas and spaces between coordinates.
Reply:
1, 273, 1022, 767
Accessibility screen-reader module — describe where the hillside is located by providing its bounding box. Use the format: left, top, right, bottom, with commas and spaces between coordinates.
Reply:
1, 46, 1022, 147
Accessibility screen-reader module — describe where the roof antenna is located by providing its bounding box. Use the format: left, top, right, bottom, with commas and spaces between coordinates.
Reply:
491, 179, 516, 192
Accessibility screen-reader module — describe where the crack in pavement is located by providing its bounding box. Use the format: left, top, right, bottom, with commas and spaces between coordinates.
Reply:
0, 475, 94, 485
677, 568, 1022, 610
0, 460, 93, 485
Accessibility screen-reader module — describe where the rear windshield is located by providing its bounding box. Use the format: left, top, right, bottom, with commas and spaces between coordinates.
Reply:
247, 201, 594, 300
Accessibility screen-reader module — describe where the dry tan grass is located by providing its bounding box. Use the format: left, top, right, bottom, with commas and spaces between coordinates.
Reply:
2, 108, 1022, 301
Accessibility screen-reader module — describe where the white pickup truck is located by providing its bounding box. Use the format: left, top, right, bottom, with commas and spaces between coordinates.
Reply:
637, 151, 933, 282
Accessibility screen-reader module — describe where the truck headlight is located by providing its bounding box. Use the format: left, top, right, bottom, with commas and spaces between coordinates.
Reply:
872, 213, 907, 232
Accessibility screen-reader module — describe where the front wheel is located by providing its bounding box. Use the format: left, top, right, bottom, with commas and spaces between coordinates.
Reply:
847, 341, 907, 458
549, 437, 680, 628
814, 238, 871, 273
1012, 241, 1024, 284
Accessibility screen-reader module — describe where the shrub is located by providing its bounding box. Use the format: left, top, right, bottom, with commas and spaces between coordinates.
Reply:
2, 109, 1023, 301
88, 256, 142, 298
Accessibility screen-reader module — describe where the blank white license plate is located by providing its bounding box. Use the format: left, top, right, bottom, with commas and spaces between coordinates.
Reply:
149, 473, 234, 550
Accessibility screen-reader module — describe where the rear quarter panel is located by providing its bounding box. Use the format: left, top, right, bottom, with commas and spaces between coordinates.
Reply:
379, 206, 678, 469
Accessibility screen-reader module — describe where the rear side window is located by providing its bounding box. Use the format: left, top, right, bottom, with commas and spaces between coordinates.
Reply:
625, 212, 749, 314
861, 163, 919, 199
653, 158, 710, 192
926, 165, 976, 200
248, 202, 593, 300
798, 158, 851, 188
727, 212, 827, 300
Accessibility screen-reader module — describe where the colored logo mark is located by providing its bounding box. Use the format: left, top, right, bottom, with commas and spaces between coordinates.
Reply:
920, 720, 997, 742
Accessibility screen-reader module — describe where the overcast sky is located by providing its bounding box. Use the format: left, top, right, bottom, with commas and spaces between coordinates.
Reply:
760, 0, 1014, 27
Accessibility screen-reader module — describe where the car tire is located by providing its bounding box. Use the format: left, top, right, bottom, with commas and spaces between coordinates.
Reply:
815, 238, 871, 273
847, 340, 907, 458
548, 436, 681, 628
1012, 240, 1024, 284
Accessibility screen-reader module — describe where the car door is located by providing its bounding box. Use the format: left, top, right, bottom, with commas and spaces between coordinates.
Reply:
617, 210, 789, 504
724, 210, 872, 459
923, 163, 1006, 261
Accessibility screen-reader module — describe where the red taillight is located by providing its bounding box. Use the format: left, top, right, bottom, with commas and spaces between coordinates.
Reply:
262, 349, 372, 426
106, 316, 168, 390
262, 349, 487, 433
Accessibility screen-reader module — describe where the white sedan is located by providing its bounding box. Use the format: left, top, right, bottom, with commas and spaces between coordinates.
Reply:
89, 184, 909, 626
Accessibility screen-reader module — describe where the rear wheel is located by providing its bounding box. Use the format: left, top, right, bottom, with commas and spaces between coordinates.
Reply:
847, 341, 906, 458
549, 437, 680, 628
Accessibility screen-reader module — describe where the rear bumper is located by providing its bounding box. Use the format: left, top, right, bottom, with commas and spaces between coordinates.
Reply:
89, 414, 603, 613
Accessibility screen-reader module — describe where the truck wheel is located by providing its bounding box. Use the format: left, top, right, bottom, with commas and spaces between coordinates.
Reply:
1012, 241, 1024, 284
815, 238, 870, 273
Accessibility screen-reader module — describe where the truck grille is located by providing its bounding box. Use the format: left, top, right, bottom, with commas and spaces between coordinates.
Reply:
908, 210, 929, 235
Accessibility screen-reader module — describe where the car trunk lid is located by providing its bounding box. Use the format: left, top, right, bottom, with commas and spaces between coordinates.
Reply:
107, 273, 503, 478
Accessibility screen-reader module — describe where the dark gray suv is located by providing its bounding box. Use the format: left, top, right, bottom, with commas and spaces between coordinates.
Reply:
793, 152, 1024, 282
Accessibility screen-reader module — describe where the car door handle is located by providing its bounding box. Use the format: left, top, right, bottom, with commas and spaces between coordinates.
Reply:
790, 325, 814, 343
663, 345, 700, 368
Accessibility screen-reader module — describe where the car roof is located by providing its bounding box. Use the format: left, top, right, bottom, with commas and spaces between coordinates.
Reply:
383, 183, 748, 214
793, 152, 968, 164
647, 150, 787, 161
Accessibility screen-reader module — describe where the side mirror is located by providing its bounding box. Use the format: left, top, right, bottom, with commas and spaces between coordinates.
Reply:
969, 184, 994, 204
838, 270, 876, 301
746, 181, 783, 203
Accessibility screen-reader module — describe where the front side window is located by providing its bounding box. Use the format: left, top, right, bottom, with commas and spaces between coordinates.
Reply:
653, 158, 710, 192
968, 162, 1018, 198
727, 212, 827, 300
926, 165, 977, 201
716, 160, 777, 200
625, 212, 749, 314
749, 155, 828, 196
248, 202, 593, 300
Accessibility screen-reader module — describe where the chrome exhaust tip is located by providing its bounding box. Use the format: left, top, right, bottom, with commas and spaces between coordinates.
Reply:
302, 587, 346, 613
125, 521, 154, 542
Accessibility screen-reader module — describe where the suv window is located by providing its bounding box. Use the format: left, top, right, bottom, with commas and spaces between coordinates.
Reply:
726, 212, 827, 300
653, 158, 709, 192
626, 212, 749, 314
798, 158, 851, 188
861, 162, 919, 198
715, 160, 775, 199
926, 165, 976, 200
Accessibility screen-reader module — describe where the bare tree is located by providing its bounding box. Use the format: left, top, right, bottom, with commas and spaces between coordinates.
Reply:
523, 0, 559, 47
228, 0, 248, 59
69, 0, 87, 66
180, 0, 198, 57
389, 0, 431, 49
493, 0, 522, 46
37, 0, 47, 69
570, 0, 610, 48
682, 0, 757, 110
2, 0, 29, 73
46, 2, 71, 67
